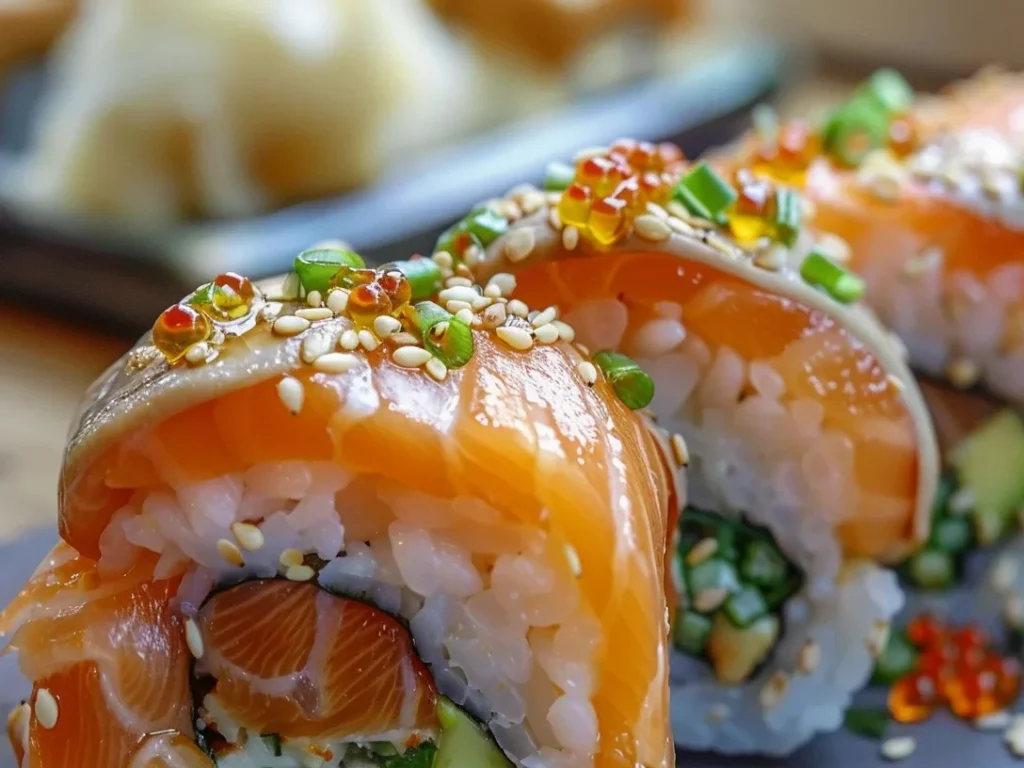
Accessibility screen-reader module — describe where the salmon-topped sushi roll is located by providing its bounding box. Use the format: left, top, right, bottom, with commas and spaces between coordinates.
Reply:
0, 254, 680, 768
720, 68, 1024, 408
427, 139, 940, 755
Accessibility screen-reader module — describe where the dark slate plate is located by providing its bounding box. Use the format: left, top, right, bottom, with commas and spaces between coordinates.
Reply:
0, 529, 1018, 767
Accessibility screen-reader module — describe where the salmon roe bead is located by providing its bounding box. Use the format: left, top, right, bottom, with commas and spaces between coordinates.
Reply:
888, 672, 939, 724
906, 613, 945, 647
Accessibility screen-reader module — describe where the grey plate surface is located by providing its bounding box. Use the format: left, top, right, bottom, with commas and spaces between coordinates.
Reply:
0, 529, 1017, 767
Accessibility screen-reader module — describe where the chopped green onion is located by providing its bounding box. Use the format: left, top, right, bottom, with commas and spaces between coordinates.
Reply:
385, 259, 443, 302
261, 735, 283, 756
752, 103, 779, 144
906, 548, 956, 590
844, 707, 889, 740
723, 586, 768, 628
687, 559, 740, 602
672, 163, 737, 223
464, 207, 509, 247
673, 611, 713, 655
822, 100, 890, 167
414, 301, 474, 369
294, 248, 365, 293
544, 161, 576, 192
592, 350, 655, 410
871, 631, 919, 686
799, 250, 866, 304
773, 188, 802, 247
929, 516, 972, 554
761, 571, 802, 610
858, 68, 914, 115
740, 540, 789, 588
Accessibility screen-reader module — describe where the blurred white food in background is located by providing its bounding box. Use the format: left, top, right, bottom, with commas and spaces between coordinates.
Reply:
11, 0, 486, 223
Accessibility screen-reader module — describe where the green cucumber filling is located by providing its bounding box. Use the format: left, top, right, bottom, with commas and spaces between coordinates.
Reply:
672, 507, 804, 683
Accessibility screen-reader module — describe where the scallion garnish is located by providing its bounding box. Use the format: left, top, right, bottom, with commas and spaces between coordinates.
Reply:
858, 68, 914, 115
414, 301, 474, 368
592, 350, 655, 410
294, 248, 365, 293
844, 707, 890, 740
544, 161, 576, 192
773, 188, 802, 246
384, 259, 443, 302
464, 206, 509, 247
799, 250, 865, 304
672, 163, 737, 224
822, 100, 891, 167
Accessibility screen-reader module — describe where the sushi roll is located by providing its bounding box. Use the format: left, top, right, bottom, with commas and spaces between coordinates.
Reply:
0, 256, 680, 767
434, 139, 940, 755
719, 67, 1024, 406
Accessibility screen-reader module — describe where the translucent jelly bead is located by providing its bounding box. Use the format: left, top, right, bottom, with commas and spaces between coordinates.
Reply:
152, 304, 213, 363
776, 121, 819, 169
208, 272, 256, 321
579, 157, 625, 197
559, 184, 592, 228
376, 270, 412, 309
329, 266, 377, 291
656, 142, 685, 169
348, 282, 392, 326
888, 672, 939, 724
214, 272, 255, 303
588, 197, 627, 247
889, 115, 919, 158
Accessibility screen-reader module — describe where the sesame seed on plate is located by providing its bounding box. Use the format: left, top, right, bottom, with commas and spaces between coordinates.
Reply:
358, 330, 379, 352
231, 522, 265, 552
504, 229, 536, 263
975, 710, 1011, 731
276, 376, 305, 415
425, 357, 448, 382
273, 315, 311, 337
562, 226, 580, 251
496, 326, 534, 351
393, 346, 433, 368
577, 361, 598, 386
314, 352, 359, 374
185, 617, 205, 659
327, 289, 349, 315
216, 539, 245, 567
671, 433, 689, 467
279, 549, 304, 568
295, 307, 333, 322
306, 290, 323, 308
339, 329, 359, 350
880, 736, 916, 762
373, 315, 402, 338
286, 565, 316, 582
33, 689, 58, 730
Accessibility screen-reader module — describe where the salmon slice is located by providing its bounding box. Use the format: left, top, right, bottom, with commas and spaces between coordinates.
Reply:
513, 250, 920, 558
197, 580, 438, 741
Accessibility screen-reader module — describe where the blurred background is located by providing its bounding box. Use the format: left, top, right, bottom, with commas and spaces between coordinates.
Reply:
0, 0, 1020, 542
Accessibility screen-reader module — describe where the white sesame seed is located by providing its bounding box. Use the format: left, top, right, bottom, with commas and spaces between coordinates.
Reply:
470, 295, 494, 311
487, 274, 516, 296
313, 352, 359, 374
430, 322, 450, 339
634, 214, 672, 242
390, 332, 419, 347
867, 620, 890, 658
425, 357, 448, 382
976, 710, 1011, 731
185, 617, 205, 659
548, 208, 563, 231
260, 302, 283, 323
666, 201, 690, 220
306, 290, 323, 308
217, 539, 245, 567
295, 307, 333, 322
706, 704, 731, 724
1006, 713, 1024, 740
446, 276, 474, 288
946, 357, 981, 389
562, 226, 580, 251
797, 640, 821, 674
482, 303, 507, 329
339, 329, 359, 350
231, 522, 265, 552
759, 672, 789, 710
358, 329, 379, 352
393, 346, 433, 368
552, 320, 576, 342
33, 689, 58, 730
286, 565, 316, 582
991, 555, 1019, 593
880, 736, 916, 762
446, 300, 472, 314
373, 315, 402, 338
484, 284, 502, 299
300, 330, 334, 364
439, 286, 479, 304
534, 323, 560, 344
686, 538, 718, 566
646, 202, 669, 219
577, 361, 598, 386
279, 271, 302, 300
455, 308, 475, 326
507, 299, 529, 318
1009, 729, 1024, 757
531, 307, 557, 328
326, 289, 348, 315
276, 376, 305, 415
185, 342, 211, 366
519, 190, 546, 215
273, 315, 311, 336
280, 548, 304, 568
496, 325, 534, 351
433, 251, 454, 270
693, 587, 729, 613
504, 229, 536, 263
565, 544, 582, 576
670, 433, 689, 468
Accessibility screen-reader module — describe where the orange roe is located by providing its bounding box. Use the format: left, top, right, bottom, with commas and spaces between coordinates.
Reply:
556, 139, 685, 248
152, 304, 213, 364
888, 613, 1021, 724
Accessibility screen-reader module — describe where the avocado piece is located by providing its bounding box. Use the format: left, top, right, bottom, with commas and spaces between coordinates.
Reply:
435, 698, 511, 768
952, 409, 1024, 544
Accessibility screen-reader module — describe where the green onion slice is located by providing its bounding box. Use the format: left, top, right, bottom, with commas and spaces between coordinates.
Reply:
858, 68, 914, 115
464, 206, 509, 247
544, 161, 576, 192
673, 163, 737, 223
294, 248, 365, 293
844, 707, 889, 740
799, 250, 866, 304
773, 187, 802, 247
384, 259, 443, 302
413, 301, 474, 369
592, 350, 655, 410
822, 100, 890, 167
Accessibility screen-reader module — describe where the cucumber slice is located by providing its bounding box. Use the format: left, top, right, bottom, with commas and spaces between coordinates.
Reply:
929, 515, 972, 554
953, 409, 1024, 544
687, 559, 740, 599
673, 611, 713, 655
907, 548, 955, 590
723, 586, 768, 628
436, 698, 510, 768
871, 631, 919, 685
741, 540, 789, 587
